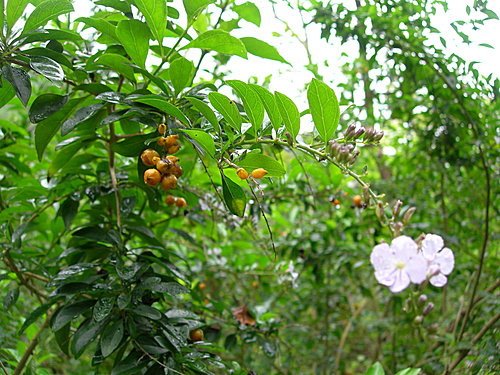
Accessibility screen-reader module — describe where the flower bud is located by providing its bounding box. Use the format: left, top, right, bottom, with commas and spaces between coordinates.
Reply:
423, 302, 434, 316
418, 294, 428, 304
373, 131, 384, 142
402, 207, 416, 224
393, 200, 403, 217
414, 315, 424, 324
344, 124, 356, 140
354, 127, 366, 139
376, 202, 385, 222
363, 128, 375, 142
362, 187, 370, 205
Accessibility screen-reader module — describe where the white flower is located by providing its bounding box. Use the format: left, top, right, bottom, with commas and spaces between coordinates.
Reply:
370, 236, 427, 293
421, 234, 454, 287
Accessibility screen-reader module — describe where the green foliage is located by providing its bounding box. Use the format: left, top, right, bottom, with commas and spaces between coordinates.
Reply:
0, 0, 497, 374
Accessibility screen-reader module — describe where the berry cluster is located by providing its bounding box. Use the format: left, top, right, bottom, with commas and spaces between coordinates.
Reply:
140, 124, 187, 207
235, 167, 268, 180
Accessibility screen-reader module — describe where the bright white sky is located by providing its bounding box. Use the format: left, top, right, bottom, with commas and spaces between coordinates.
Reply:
74, 0, 499, 104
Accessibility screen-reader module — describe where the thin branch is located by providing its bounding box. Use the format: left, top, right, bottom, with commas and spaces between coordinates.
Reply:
249, 184, 277, 260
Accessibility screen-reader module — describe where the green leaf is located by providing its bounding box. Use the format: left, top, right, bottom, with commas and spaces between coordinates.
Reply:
233, 2, 261, 26
0, 0, 3, 34
248, 84, 282, 130
52, 300, 96, 332
95, 54, 136, 82
183, 0, 214, 21
221, 173, 246, 217
238, 153, 285, 177
54, 323, 71, 355
22, 28, 83, 43
226, 80, 264, 131
132, 305, 162, 320
116, 19, 151, 68
1, 65, 31, 106
181, 129, 216, 158
182, 30, 247, 58
23, 0, 73, 33
240, 37, 289, 64
208, 92, 242, 131
3, 286, 19, 310
61, 103, 103, 136
169, 57, 195, 95
35, 97, 84, 160
6, 0, 29, 28
481, 8, 499, 20
24, 47, 73, 68
186, 97, 220, 131
112, 133, 156, 157
395, 369, 421, 375
29, 94, 68, 124
134, 0, 167, 46
19, 302, 55, 334
101, 320, 124, 358
133, 96, 190, 125
365, 362, 385, 375
307, 78, 340, 142
275, 91, 300, 139
479, 43, 494, 49
30, 56, 64, 82
71, 319, 104, 358
76, 17, 118, 41
59, 196, 79, 229
0, 80, 15, 108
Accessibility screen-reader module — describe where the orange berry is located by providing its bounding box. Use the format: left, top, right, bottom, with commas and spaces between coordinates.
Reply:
166, 155, 179, 164
140, 149, 160, 166
165, 195, 176, 205
167, 144, 180, 154
161, 174, 177, 190
236, 168, 249, 180
157, 137, 168, 147
165, 135, 179, 147
175, 197, 187, 208
171, 164, 183, 178
157, 123, 167, 135
199, 282, 207, 290
251, 281, 259, 288
144, 169, 161, 186
250, 168, 268, 179
189, 329, 204, 342
156, 158, 172, 174
353, 195, 363, 208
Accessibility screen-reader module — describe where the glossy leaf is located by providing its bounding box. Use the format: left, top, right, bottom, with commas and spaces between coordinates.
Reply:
221, 173, 246, 217
182, 30, 247, 58
365, 362, 385, 375
226, 80, 264, 131
101, 320, 124, 358
208, 92, 242, 131
76, 17, 118, 41
0, 81, 15, 108
233, 2, 261, 26
35, 97, 84, 160
132, 305, 162, 320
238, 153, 285, 177
133, 96, 190, 125
61, 103, 103, 136
112, 133, 156, 157
181, 129, 216, 158
183, 0, 214, 21
248, 84, 282, 130
95, 54, 136, 82
52, 300, 96, 331
116, 19, 151, 68
1, 65, 31, 106
23, 0, 73, 33
59, 196, 79, 229
275, 91, 300, 139
186, 97, 220, 131
6, 0, 29, 28
307, 78, 340, 142
169, 56, 195, 94
241, 37, 289, 65
134, 0, 167, 46
71, 319, 104, 358
30, 56, 65, 82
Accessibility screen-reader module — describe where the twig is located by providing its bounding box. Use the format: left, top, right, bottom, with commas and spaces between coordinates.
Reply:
249, 184, 277, 260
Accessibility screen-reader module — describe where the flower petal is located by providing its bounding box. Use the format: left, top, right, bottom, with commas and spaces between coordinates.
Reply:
375, 268, 396, 286
370, 243, 393, 271
430, 273, 448, 287
422, 234, 444, 260
405, 254, 427, 284
435, 247, 454, 275
391, 235, 418, 261
389, 270, 410, 293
